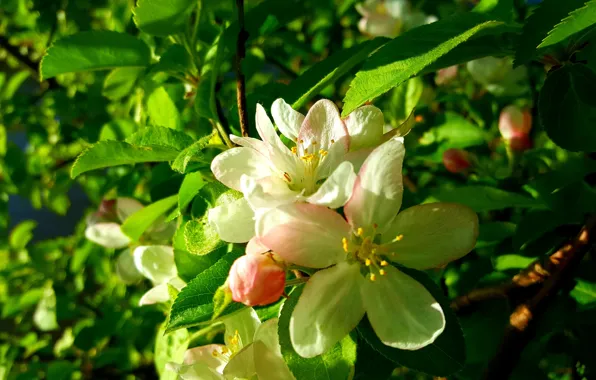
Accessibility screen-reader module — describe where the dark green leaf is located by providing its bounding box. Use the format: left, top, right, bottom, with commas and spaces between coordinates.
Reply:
151, 44, 193, 74
539, 0, 596, 48
431, 186, 540, 212
133, 0, 196, 37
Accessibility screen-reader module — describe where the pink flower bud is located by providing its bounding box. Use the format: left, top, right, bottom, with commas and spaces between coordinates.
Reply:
435, 65, 458, 85
442, 149, 471, 173
228, 254, 286, 306
508, 134, 532, 151
499, 105, 532, 141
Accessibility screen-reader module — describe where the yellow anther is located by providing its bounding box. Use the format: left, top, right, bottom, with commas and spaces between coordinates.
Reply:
373, 223, 378, 229
371, 248, 377, 254
342, 237, 349, 252
283, 172, 292, 182
379, 269, 386, 276
365, 258, 371, 266
299, 139, 304, 144
319, 149, 328, 157
291, 146, 297, 154
330, 139, 335, 144
301, 153, 315, 161
380, 260, 388, 266
312, 141, 317, 145
370, 273, 376, 281
212, 350, 219, 357
356, 227, 364, 236
221, 346, 229, 354
395, 234, 404, 241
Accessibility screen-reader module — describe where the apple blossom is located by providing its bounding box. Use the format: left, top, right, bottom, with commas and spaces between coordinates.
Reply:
256, 137, 478, 357
466, 57, 528, 96
133, 245, 186, 306
228, 254, 286, 306
442, 148, 471, 173
209, 98, 386, 244
167, 308, 294, 380
499, 105, 532, 151
356, 0, 437, 38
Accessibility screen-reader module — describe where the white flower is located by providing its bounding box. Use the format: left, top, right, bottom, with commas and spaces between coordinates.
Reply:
356, 0, 437, 38
133, 245, 186, 306
256, 138, 479, 357
167, 308, 294, 380
466, 57, 529, 96
209, 99, 385, 244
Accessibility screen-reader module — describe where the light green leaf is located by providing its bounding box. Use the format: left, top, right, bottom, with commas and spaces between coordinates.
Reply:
99, 119, 137, 141
9, 220, 37, 250
539, 0, 596, 48
147, 86, 181, 130
41, 31, 151, 80
514, 0, 587, 65
171, 133, 217, 173
278, 287, 357, 380
472, 0, 515, 21
166, 248, 243, 332
33, 284, 58, 332
389, 77, 423, 124
0, 124, 6, 157
184, 218, 226, 256
195, 33, 224, 120
133, 0, 196, 37
430, 186, 540, 212
70, 141, 180, 178
538, 64, 596, 152
102, 67, 145, 100
126, 126, 194, 151
120, 195, 177, 241
154, 323, 189, 379
1, 71, 29, 100
178, 172, 205, 212
342, 14, 503, 115
570, 279, 596, 306
493, 254, 535, 272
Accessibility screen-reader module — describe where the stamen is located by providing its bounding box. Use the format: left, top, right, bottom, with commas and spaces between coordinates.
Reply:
301, 154, 315, 161
299, 139, 304, 144
356, 227, 363, 236
379, 269, 386, 276
212, 350, 219, 357
394, 234, 404, 241
380, 260, 388, 266
291, 146, 297, 154
342, 237, 349, 252
283, 172, 292, 182
365, 258, 371, 266
330, 139, 335, 144
373, 223, 378, 229
319, 149, 328, 157
370, 273, 376, 281
312, 141, 317, 145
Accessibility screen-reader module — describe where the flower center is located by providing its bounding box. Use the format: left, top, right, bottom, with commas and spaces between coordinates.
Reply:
285, 139, 330, 195
211, 329, 242, 364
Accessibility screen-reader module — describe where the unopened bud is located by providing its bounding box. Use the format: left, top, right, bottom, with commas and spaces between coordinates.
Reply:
435, 65, 458, 86
228, 254, 286, 306
499, 105, 532, 151
442, 149, 471, 174
98, 199, 117, 220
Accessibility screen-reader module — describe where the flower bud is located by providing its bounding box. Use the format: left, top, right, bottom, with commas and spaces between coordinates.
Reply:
435, 65, 458, 86
442, 148, 471, 173
228, 254, 286, 306
499, 105, 532, 151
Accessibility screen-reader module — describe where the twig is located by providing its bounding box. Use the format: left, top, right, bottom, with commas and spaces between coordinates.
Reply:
234, 0, 249, 137
482, 215, 596, 380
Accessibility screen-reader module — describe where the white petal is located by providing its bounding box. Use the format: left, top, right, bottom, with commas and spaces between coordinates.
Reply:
362, 266, 445, 350
211, 147, 271, 191
208, 197, 256, 243
223, 308, 261, 349
381, 203, 479, 269
139, 284, 170, 306
166, 361, 224, 380
222, 343, 256, 379
306, 161, 356, 209
133, 245, 177, 284
85, 222, 130, 249
183, 344, 228, 373
343, 105, 384, 151
344, 137, 405, 235
241, 175, 302, 210
116, 197, 144, 222
359, 14, 401, 38
298, 99, 348, 154
271, 98, 304, 142
343, 147, 374, 173
246, 236, 269, 255
253, 340, 296, 380
115, 248, 143, 284
290, 262, 365, 357
253, 319, 282, 357
230, 135, 269, 157
257, 203, 349, 268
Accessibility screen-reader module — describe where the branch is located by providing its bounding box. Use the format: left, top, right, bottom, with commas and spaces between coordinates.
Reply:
234, 0, 249, 137
0, 36, 59, 90
483, 215, 596, 380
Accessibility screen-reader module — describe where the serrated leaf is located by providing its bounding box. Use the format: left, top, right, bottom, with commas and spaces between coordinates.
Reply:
278, 287, 357, 380
41, 31, 151, 80
126, 126, 194, 151
171, 133, 217, 173
430, 186, 540, 212
184, 219, 226, 256
356, 267, 465, 376
120, 195, 177, 241
147, 86, 181, 130
166, 248, 243, 332
102, 67, 145, 100
70, 141, 179, 178
539, 0, 596, 48
342, 14, 502, 115
178, 171, 205, 212
133, 0, 196, 37
514, 0, 587, 65
538, 64, 596, 152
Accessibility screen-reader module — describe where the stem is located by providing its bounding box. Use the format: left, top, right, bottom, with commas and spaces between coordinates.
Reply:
286, 277, 309, 287
213, 120, 234, 149
234, 0, 249, 137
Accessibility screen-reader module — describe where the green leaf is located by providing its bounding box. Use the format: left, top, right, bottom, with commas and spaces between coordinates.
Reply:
133, 0, 196, 37
166, 248, 243, 332
195, 33, 224, 120
570, 279, 596, 306
1, 71, 29, 100
493, 254, 535, 272
171, 132, 217, 173
70, 141, 180, 178
9, 220, 37, 250
342, 14, 503, 115
472, 0, 515, 21
430, 186, 540, 212
356, 267, 465, 376
287, 38, 388, 110
40, 31, 151, 80
178, 171, 205, 212
99, 119, 137, 141
278, 287, 357, 380
0, 124, 6, 157
538, 64, 596, 152
151, 44, 193, 74
212, 285, 234, 320
126, 126, 194, 151
154, 323, 189, 379
102, 67, 145, 100
389, 77, 423, 124
539, 0, 596, 48
147, 86, 181, 130
174, 246, 225, 283
476, 222, 516, 248
33, 285, 58, 332
512, 210, 576, 249
184, 218, 226, 256
120, 195, 177, 241
514, 0, 587, 65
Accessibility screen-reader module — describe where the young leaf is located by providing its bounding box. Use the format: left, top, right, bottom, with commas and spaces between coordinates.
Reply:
356, 267, 465, 376
514, 0, 587, 66
147, 86, 182, 130
430, 186, 540, 212
70, 141, 180, 178
538, 64, 596, 152
120, 195, 177, 241
102, 67, 145, 100
278, 287, 357, 380
342, 13, 503, 116
126, 126, 194, 151
41, 31, 151, 80
538, 0, 596, 49
171, 133, 217, 173
184, 218, 226, 256
178, 172, 205, 212
133, 0, 197, 37
166, 248, 243, 332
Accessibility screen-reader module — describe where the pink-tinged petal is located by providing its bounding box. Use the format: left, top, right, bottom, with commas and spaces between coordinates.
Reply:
343, 105, 384, 151
116, 197, 144, 223
183, 344, 228, 373
211, 147, 271, 191
381, 203, 479, 269
241, 175, 302, 210
139, 284, 170, 306
298, 99, 349, 155
271, 98, 304, 142
306, 161, 356, 209
257, 203, 350, 268
343, 147, 374, 173
246, 236, 269, 255
230, 135, 269, 157
256, 104, 300, 178
345, 137, 405, 234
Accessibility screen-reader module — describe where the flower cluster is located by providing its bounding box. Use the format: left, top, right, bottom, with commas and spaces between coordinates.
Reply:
356, 0, 437, 38
210, 99, 479, 358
